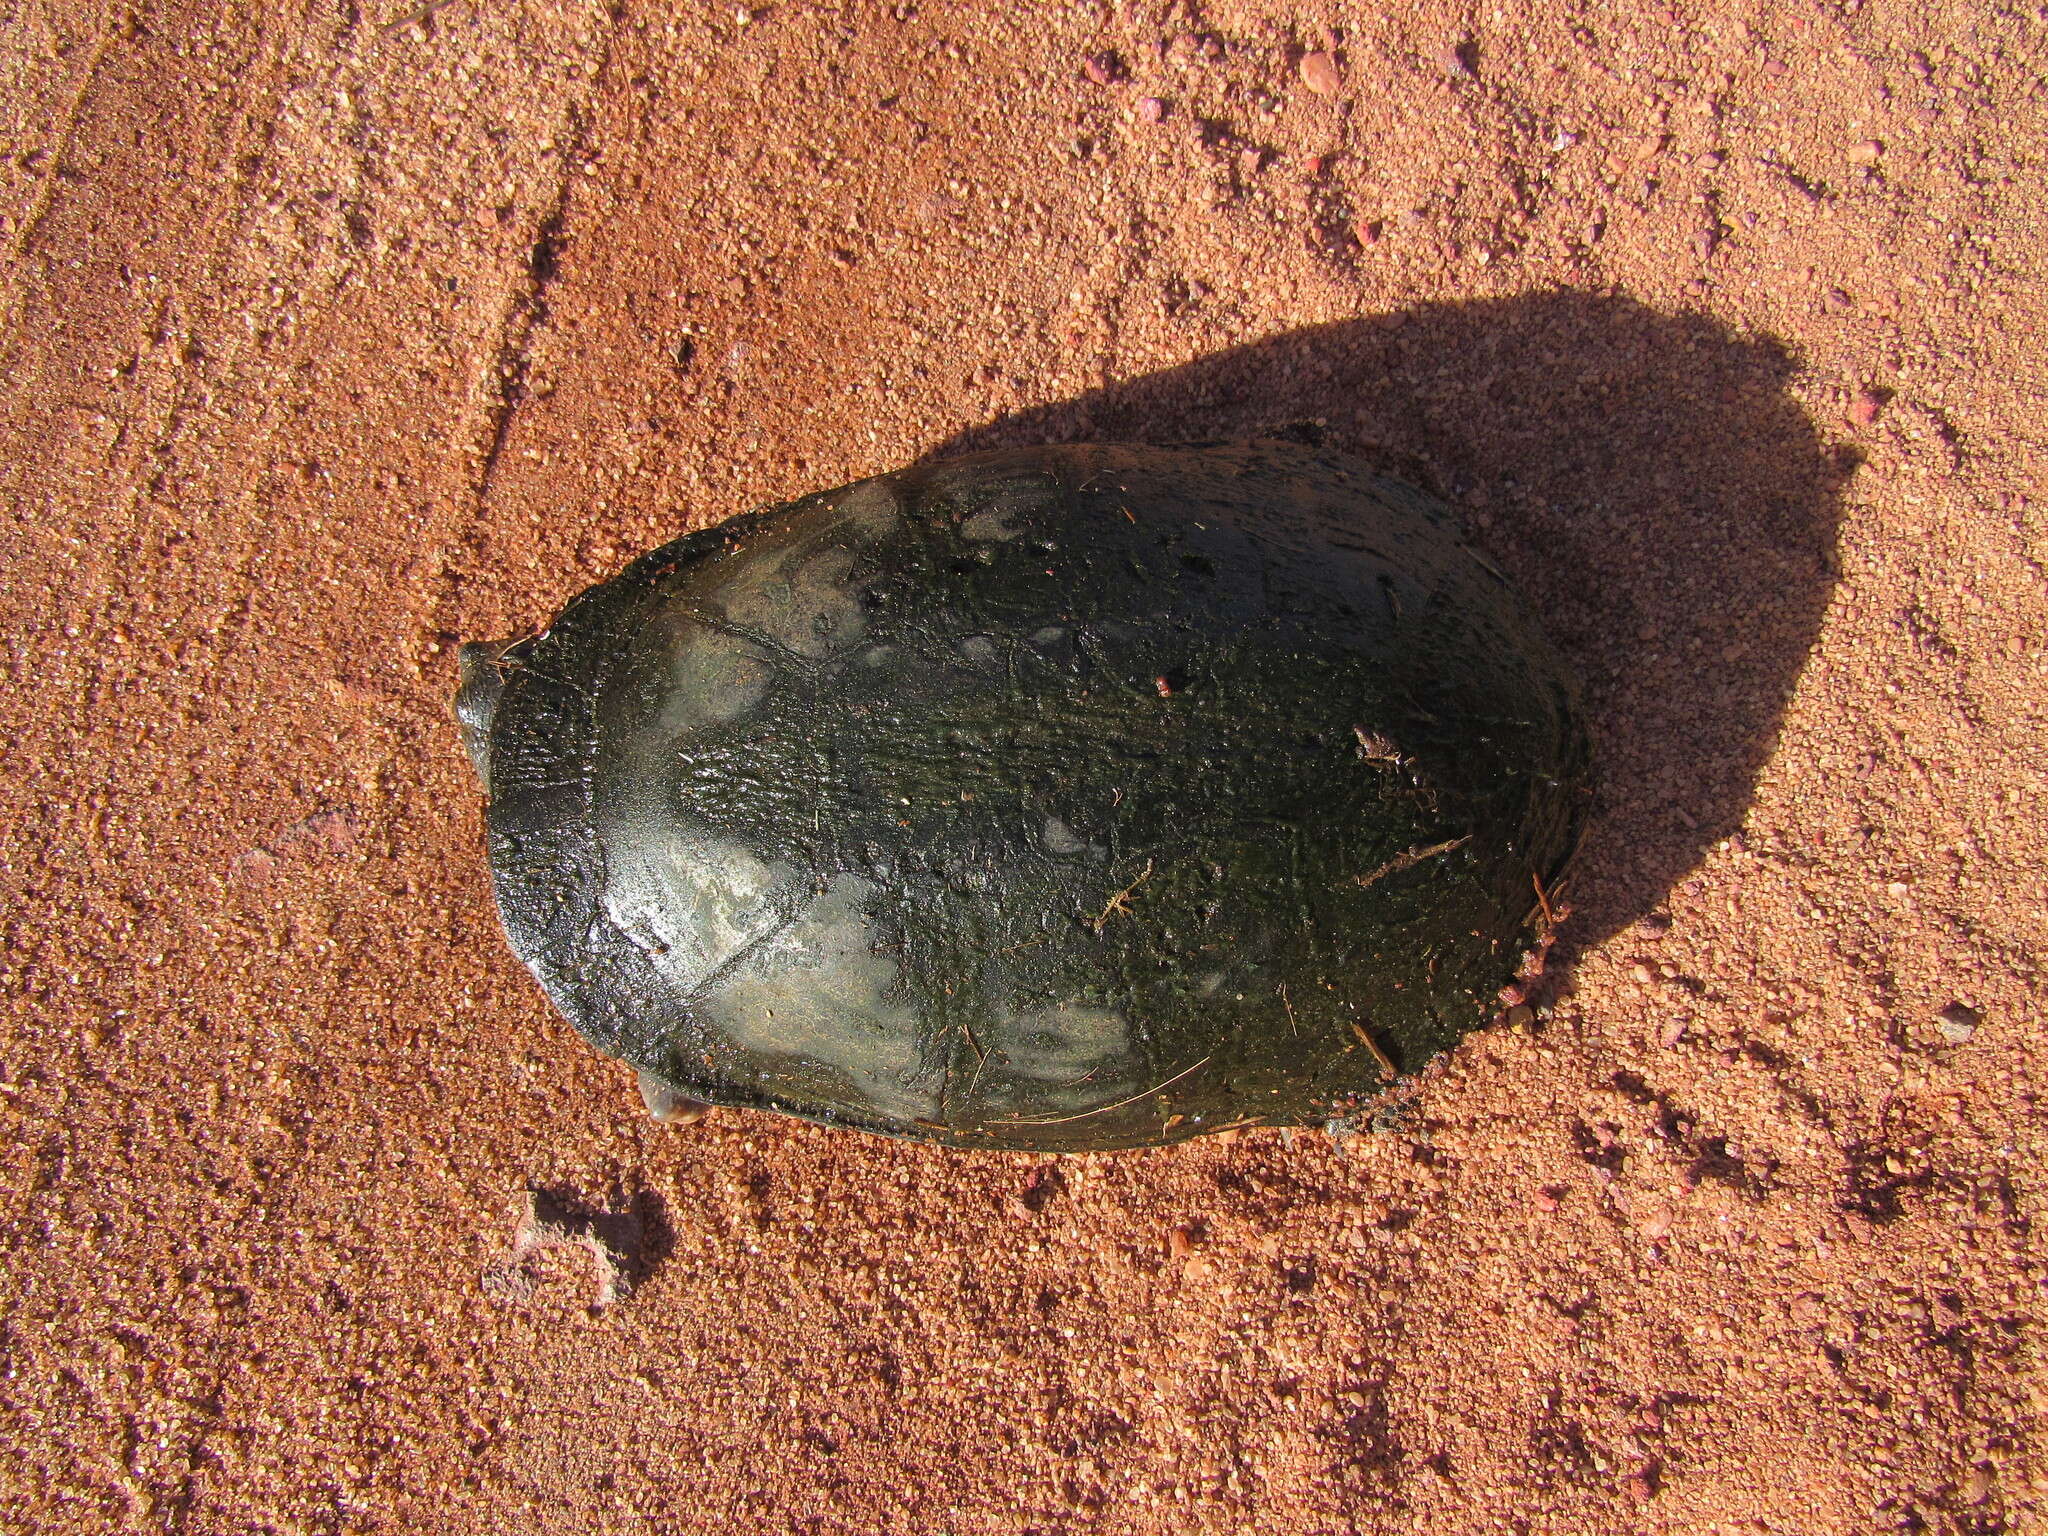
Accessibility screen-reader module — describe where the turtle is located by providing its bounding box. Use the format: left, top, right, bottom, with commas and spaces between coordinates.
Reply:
456, 441, 1590, 1152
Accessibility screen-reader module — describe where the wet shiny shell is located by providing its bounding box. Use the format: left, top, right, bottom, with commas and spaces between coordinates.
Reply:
474, 442, 1590, 1151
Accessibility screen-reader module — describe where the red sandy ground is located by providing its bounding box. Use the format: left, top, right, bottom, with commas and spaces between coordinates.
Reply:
2, 2, 2045, 1532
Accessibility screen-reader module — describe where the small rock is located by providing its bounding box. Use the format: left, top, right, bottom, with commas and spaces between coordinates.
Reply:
1504, 1003, 1534, 1031
1659, 1019, 1689, 1048
1638, 1208, 1673, 1241
1847, 139, 1884, 165
1301, 155, 1325, 179
1691, 227, 1718, 260
1136, 96, 1166, 124
1631, 963, 1655, 986
1299, 50, 1342, 96
1167, 1224, 1194, 1260
1623, 1467, 1658, 1502
1849, 389, 1886, 427
230, 848, 282, 884
270, 806, 359, 858
1081, 51, 1122, 86
1353, 218, 1383, 246
1936, 1002, 1980, 1043
1532, 1186, 1561, 1213
1963, 1466, 1993, 1505
1439, 38, 1476, 78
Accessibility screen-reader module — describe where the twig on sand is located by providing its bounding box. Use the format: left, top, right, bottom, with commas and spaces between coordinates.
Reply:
379, 0, 461, 39
1280, 982, 1298, 1036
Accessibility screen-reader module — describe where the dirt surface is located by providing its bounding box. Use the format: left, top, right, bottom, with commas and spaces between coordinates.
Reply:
3, 1, 2045, 1532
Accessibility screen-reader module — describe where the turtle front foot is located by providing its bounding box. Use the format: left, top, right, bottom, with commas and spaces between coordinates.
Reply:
637, 1070, 712, 1126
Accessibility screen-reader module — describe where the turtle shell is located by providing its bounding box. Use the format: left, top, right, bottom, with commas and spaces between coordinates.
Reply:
469, 442, 1590, 1151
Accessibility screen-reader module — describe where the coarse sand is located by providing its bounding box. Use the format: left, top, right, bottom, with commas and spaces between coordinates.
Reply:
2, 2, 2045, 1532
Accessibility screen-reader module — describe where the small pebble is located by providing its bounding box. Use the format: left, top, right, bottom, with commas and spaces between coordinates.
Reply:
1354, 218, 1383, 246
1850, 389, 1886, 427
1847, 139, 1884, 165
1299, 51, 1342, 96
1081, 52, 1120, 86
1167, 1225, 1193, 1260
1692, 227, 1718, 260
1136, 96, 1166, 124
1532, 1186, 1560, 1213
231, 848, 282, 883
1936, 1002, 1980, 1043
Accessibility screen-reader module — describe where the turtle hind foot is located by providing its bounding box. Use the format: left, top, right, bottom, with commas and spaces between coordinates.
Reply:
637, 1070, 711, 1127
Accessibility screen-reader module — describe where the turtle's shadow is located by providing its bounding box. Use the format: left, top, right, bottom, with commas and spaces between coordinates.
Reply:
925, 293, 1850, 960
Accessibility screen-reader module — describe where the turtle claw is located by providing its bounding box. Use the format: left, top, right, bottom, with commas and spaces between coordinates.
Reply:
637, 1070, 711, 1126
454, 639, 515, 785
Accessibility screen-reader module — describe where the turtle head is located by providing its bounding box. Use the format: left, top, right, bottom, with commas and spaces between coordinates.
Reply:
453, 639, 514, 788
